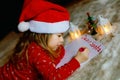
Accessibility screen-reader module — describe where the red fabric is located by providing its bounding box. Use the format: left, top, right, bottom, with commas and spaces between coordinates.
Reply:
0, 42, 80, 80
19, 0, 70, 22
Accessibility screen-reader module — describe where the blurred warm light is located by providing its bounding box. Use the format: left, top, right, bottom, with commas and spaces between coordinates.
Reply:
96, 21, 112, 35
69, 29, 81, 40
96, 15, 112, 35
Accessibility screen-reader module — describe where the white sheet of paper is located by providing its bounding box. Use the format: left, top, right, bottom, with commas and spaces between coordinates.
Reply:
56, 34, 105, 68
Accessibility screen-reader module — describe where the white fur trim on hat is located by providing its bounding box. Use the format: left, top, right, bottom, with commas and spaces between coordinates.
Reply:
29, 20, 70, 33
18, 21, 30, 32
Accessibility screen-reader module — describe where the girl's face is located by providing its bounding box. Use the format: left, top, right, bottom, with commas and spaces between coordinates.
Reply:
48, 33, 64, 51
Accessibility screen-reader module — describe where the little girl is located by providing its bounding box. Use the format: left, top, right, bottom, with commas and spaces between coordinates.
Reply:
0, 0, 89, 80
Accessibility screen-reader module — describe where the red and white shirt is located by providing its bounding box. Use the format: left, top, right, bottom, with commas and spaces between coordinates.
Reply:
0, 42, 80, 80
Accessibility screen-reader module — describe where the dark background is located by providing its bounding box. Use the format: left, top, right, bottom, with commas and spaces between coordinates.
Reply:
0, 0, 79, 40
0, 0, 24, 39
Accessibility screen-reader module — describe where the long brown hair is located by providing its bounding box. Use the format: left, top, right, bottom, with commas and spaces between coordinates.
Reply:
11, 31, 60, 66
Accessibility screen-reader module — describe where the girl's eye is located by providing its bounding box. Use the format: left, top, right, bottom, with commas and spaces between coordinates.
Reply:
58, 34, 63, 37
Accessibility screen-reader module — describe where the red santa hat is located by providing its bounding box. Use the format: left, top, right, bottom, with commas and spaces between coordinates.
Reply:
18, 0, 70, 33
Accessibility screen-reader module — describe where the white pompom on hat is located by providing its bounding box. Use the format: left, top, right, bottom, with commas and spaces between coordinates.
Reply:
18, 21, 30, 32
18, 0, 70, 33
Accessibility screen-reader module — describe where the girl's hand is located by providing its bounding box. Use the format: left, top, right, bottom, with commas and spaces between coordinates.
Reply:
74, 47, 89, 64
